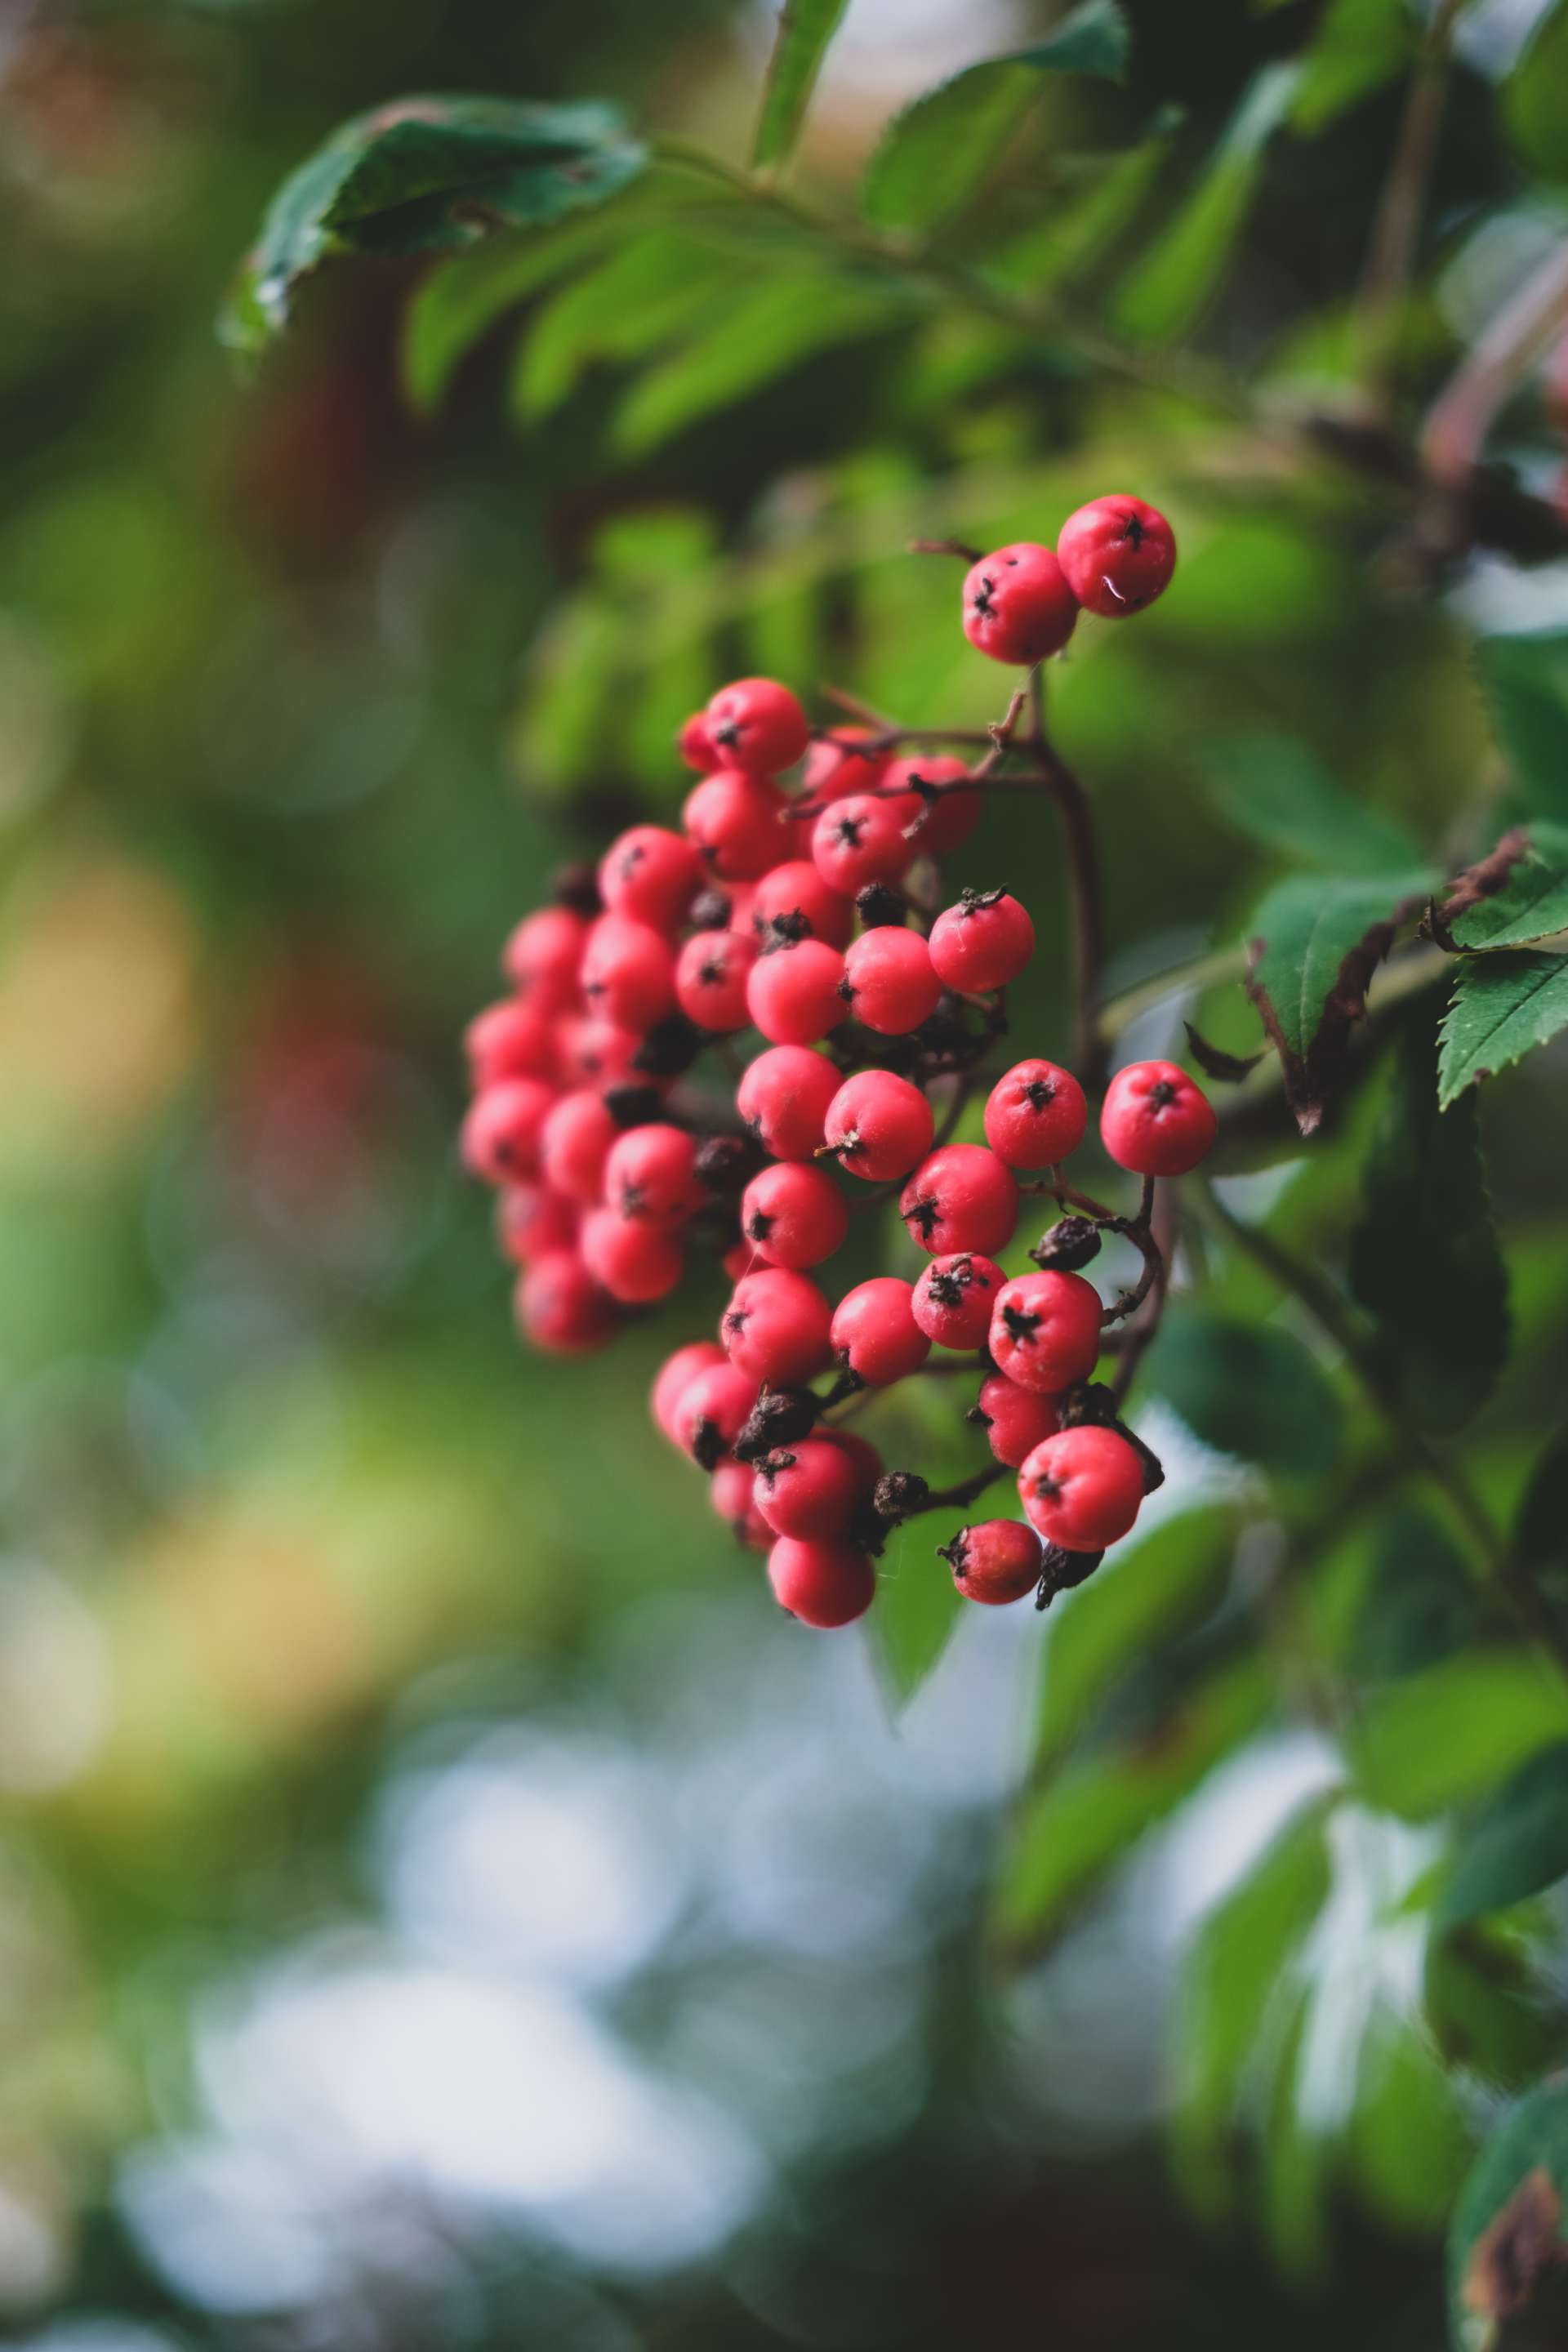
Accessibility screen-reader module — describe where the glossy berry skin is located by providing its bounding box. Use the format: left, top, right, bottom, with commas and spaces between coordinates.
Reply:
496, 1183, 578, 1267
823, 1070, 934, 1183
830, 1277, 931, 1387
603, 1123, 701, 1225
839, 926, 942, 1036
580, 1205, 684, 1304
722, 1268, 834, 1386
740, 1161, 849, 1271
752, 1437, 862, 1540
706, 677, 810, 777
598, 825, 703, 934
675, 928, 757, 1032
684, 773, 790, 881
653, 1340, 727, 1446
988, 1270, 1102, 1393
818, 1428, 883, 1493
1019, 1424, 1145, 1549
746, 938, 847, 1047
737, 1045, 841, 1162
973, 1373, 1062, 1468
809, 792, 919, 898
675, 1360, 760, 1468
559, 1014, 645, 1090
503, 905, 588, 1009
984, 1058, 1088, 1169
900, 1143, 1019, 1257
516, 1251, 614, 1355
751, 861, 855, 950
580, 914, 677, 1033
539, 1090, 616, 1205
1056, 496, 1176, 619
461, 1077, 555, 1183
929, 890, 1036, 995
466, 997, 559, 1089
911, 1252, 1005, 1350
800, 727, 889, 805
944, 1519, 1043, 1606
1100, 1059, 1217, 1177
767, 1536, 875, 1629
710, 1459, 772, 1550
962, 542, 1079, 666
678, 710, 719, 773
883, 755, 981, 858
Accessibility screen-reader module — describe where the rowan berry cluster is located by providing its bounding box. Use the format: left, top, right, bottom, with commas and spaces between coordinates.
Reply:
462, 497, 1209, 1630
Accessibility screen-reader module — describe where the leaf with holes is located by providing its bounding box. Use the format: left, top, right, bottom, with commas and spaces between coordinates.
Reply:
1245, 869, 1434, 1134
1438, 951, 1568, 1108
753, 0, 853, 172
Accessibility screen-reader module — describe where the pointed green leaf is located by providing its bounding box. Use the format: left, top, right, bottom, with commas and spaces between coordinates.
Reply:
867, 1517, 966, 1707
1503, 0, 1568, 185
984, 108, 1183, 294
1205, 731, 1423, 877
402, 212, 626, 412
1477, 631, 1568, 823
1245, 868, 1435, 1134
1440, 1743, 1568, 1928
1291, 0, 1419, 136
511, 231, 742, 419
1438, 823, 1568, 952
1146, 1308, 1346, 1477
1439, 951, 1568, 1107
752, 0, 853, 172
1449, 2078, 1568, 2352
1352, 1652, 1568, 1819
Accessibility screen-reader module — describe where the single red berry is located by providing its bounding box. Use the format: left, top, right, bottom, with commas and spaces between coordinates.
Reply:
722, 1268, 835, 1386
706, 677, 810, 777
800, 727, 889, 805
830, 1276, 931, 1387
580, 914, 677, 1033
678, 710, 719, 773
502, 905, 589, 1009
710, 1459, 772, 1550
466, 997, 559, 1090
684, 773, 791, 881
808, 792, 920, 898
559, 1014, 646, 1090
838, 926, 942, 1036
598, 825, 704, 934
899, 1143, 1018, 1257
817, 1428, 883, 1492
737, 1045, 841, 1162
539, 1089, 617, 1205
988, 1270, 1102, 1392
822, 1070, 934, 1183
911, 1252, 1005, 1350
983, 1058, 1088, 1169
1056, 496, 1176, 619
653, 1340, 727, 1446
746, 938, 847, 1046
603, 1123, 701, 1224
579, 1205, 684, 1304
962, 542, 1079, 665
751, 860, 855, 950
515, 1250, 614, 1354
675, 928, 758, 1032
727, 884, 760, 937
929, 889, 1035, 995
882, 754, 981, 858
767, 1535, 876, 1628
496, 1182, 578, 1267
675, 1360, 761, 1469
752, 1438, 862, 1541
1100, 1059, 1217, 1177
740, 1161, 849, 1271
972, 1373, 1062, 1468
461, 1077, 555, 1183
941, 1518, 1043, 1606
1019, 1424, 1144, 1549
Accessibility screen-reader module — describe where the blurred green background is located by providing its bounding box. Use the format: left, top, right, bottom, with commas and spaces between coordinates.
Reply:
6, 1, 1568, 2345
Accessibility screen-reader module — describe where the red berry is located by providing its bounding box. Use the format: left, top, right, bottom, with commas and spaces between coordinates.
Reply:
1019, 1424, 1144, 1549
882, 755, 981, 858
984, 1058, 1088, 1169
830, 1276, 931, 1388
800, 727, 889, 804
1056, 495, 1176, 620
678, 710, 719, 773
461, 1077, 555, 1183
737, 1045, 840, 1161
839, 926, 942, 1036
911, 1252, 1005, 1350
559, 1014, 646, 1089
988, 1271, 1102, 1393
929, 889, 1035, 995
751, 860, 855, 950
817, 1428, 883, 1492
822, 1070, 933, 1183
899, 1144, 1018, 1257
809, 792, 920, 897
706, 677, 810, 777
1100, 1059, 1216, 1177
580, 914, 677, 1033
466, 997, 559, 1090
496, 1182, 578, 1267
740, 1161, 849, 1271
598, 825, 703, 934
580, 1205, 684, 1304
767, 1536, 875, 1628
746, 938, 847, 1046
942, 1518, 1043, 1606
675, 928, 758, 1032
722, 1268, 834, 1386
675, 1361, 760, 1468
653, 1340, 727, 1446
962, 542, 1079, 665
540, 1089, 617, 1205
516, 1250, 614, 1354
973, 1373, 1062, 1468
710, 1459, 772, 1550
603, 1123, 701, 1224
502, 906, 588, 1009
684, 773, 790, 881
752, 1437, 862, 1540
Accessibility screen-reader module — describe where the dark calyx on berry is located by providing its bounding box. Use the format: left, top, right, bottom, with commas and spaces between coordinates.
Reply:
695, 1134, 765, 1195
1036, 1545, 1104, 1610
935, 1529, 971, 1576
633, 1014, 704, 1077
689, 887, 733, 931
873, 1469, 929, 1521
605, 1083, 666, 1129
734, 1387, 820, 1463
1030, 1215, 1102, 1272
552, 862, 602, 916
855, 883, 906, 929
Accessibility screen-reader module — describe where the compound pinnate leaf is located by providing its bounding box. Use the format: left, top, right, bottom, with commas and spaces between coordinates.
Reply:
1449, 2079, 1568, 2352
1436, 824, 1568, 954
1439, 1743, 1568, 1930
1438, 952, 1568, 1109
752, 0, 853, 172
1245, 868, 1434, 1134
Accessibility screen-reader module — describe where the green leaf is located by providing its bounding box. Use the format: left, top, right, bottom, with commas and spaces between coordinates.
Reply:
1035, 1504, 1241, 1767
859, 0, 1130, 236
868, 1517, 965, 1706
1349, 2016, 1472, 2235
1245, 867, 1435, 1134
225, 96, 647, 352
1349, 1017, 1509, 1432
1515, 1428, 1568, 1601
1449, 2078, 1568, 2352
752, 0, 853, 172
1352, 1651, 1568, 1819
1503, 0, 1568, 185
402, 212, 626, 412
1290, 0, 1419, 136
1204, 731, 1423, 878
1440, 1744, 1568, 1928
984, 108, 1183, 295
511, 231, 742, 419
1356, 1502, 1480, 1680
1438, 824, 1568, 953
1427, 1916, 1566, 2094
1477, 632, 1568, 823
1147, 1308, 1345, 1477
1438, 952, 1568, 1109
1111, 63, 1298, 345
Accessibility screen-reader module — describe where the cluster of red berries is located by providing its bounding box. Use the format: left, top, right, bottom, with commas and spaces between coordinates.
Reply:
960, 493, 1176, 664
462, 499, 1205, 1630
